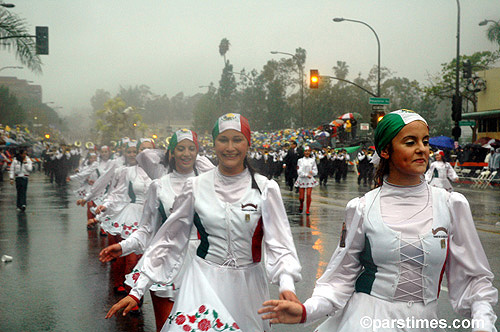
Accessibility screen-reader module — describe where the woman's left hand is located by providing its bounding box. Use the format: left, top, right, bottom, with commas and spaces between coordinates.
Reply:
279, 290, 300, 304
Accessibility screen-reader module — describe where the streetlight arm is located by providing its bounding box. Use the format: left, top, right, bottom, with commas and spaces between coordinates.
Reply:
0, 35, 36, 40
321, 75, 378, 97
332, 18, 381, 97
0, 66, 23, 72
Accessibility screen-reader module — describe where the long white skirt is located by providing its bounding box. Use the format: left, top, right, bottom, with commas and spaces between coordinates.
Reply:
162, 256, 271, 332
99, 202, 141, 239
125, 239, 200, 299
315, 292, 441, 332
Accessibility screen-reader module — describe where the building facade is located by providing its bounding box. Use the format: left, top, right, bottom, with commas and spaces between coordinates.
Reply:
462, 67, 500, 140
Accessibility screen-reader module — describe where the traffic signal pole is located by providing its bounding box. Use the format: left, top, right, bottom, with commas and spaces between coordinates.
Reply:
319, 75, 378, 97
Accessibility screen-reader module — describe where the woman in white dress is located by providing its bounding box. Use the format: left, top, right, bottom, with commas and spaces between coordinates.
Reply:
425, 150, 458, 192
295, 146, 318, 215
95, 140, 152, 301
100, 129, 203, 331
106, 113, 302, 332
259, 109, 497, 332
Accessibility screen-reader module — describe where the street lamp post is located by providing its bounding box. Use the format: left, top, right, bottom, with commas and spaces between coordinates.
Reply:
478, 19, 497, 26
333, 17, 381, 97
452, 0, 462, 141
270, 51, 305, 127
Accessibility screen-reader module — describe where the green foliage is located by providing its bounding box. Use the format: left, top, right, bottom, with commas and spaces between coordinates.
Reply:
94, 97, 145, 144
193, 89, 219, 134
219, 38, 230, 58
425, 51, 500, 100
217, 62, 237, 114
0, 9, 43, 73
484, 20, 500, 49
90, 89, 111, 112
117, 85, 151, 109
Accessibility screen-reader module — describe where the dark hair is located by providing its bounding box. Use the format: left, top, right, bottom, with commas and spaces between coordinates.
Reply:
161, 150, 170, 168
436, 152, 448, 163
243, 156, 258, 177
374, 144, 393, 188
15, 149, 27, 162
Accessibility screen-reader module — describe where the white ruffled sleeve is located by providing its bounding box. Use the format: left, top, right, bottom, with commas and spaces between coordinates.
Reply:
446, 192, 498, 332
83, 162, 119, 202
195, 155, 216, 174
129, 178, 195, 301
100, 167, 128, 211
120, 180, 163, 256
425, 162, 436, 183
70, 163, 97, 182
303, 197, 365, 324
446, 162, 459, 182
311, 160, 318, 177
297, 159, 307, 177
261, 179, 302, 293
136, 149, 167, 180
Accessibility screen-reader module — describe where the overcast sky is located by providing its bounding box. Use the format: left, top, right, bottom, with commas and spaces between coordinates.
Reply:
0, 0, 499, 115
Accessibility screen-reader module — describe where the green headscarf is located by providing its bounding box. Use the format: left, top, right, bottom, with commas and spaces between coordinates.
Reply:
374, 109, 428, 155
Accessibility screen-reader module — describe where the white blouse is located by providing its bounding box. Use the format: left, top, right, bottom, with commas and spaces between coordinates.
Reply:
129, 167, 302, 300
303, 184, 498, 331
120, 170, 196, 256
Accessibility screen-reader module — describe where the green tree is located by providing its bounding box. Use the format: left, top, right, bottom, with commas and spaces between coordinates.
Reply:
90, 89, 111, 112
193, 88, 219, 134
425, 51, 500, 113
117, 85, 152, 109
219, 38, 230, 64
483, 20, 500, 49
217, 62, 237, 114
95, 97, 144, 144
0, 9, 42, 72
143, 94, 170, 124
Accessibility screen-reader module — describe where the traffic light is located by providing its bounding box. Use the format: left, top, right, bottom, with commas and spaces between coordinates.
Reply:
36, 26, 49, 55
463, 60, 472, 79
44, 134, 50, 139
370, 111, 385, 129
310, 69, 319, 89
451, 94, 462, 121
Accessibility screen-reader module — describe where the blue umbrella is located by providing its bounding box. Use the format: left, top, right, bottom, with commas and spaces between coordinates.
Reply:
429, 136, 454, 149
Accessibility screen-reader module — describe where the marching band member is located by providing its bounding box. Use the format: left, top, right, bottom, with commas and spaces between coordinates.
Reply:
100, 129, 201, 332
425, 150, 459, 192
295, 146, 318, 215
259, 109, 498, 332
106, 113, 302, 332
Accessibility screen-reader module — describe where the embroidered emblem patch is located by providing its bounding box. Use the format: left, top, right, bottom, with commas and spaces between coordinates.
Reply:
432, 227, 448, 239
241, 203, 258, 211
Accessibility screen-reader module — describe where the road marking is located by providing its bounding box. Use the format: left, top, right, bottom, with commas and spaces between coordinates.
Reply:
476, 228, 500, 235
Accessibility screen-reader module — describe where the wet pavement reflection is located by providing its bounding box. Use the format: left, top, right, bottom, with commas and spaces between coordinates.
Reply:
0, 172, 499, 331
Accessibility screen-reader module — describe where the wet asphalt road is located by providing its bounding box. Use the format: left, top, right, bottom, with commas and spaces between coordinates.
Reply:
0, 171, 499, 332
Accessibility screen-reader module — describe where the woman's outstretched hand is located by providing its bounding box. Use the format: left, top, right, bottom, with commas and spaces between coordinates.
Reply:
105, 296, 137, 318
99, 244, 122, 262
279, 290, 301, 303
258, 299, 303, 324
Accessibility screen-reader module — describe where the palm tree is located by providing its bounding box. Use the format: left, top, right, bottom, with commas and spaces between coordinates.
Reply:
485, 20, 500, 49
218, 38, 230, 64
0, 9, 42, 73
